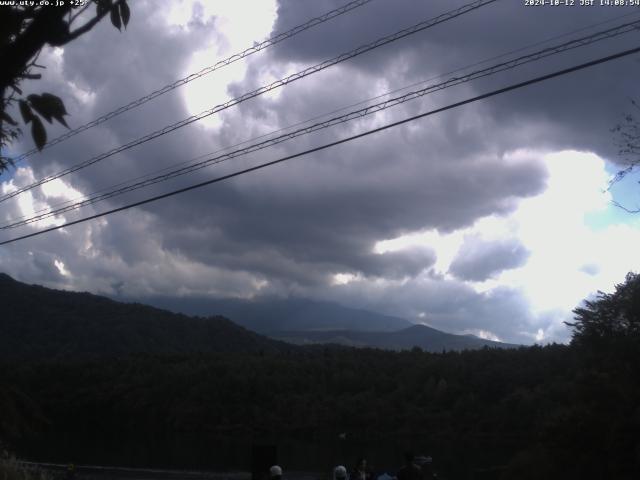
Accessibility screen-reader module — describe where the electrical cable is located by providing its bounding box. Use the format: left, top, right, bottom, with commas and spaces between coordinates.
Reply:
2, 44, 638, 246
0, 0, 498, 204
5, 18, 639, 229
10, 0, 378, 163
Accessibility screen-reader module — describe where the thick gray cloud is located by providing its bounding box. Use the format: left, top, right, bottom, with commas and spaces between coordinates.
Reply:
300, 273, 562, 344
1, 0, 635, 343
449, 234, 530, 281
270, 0, 639, 159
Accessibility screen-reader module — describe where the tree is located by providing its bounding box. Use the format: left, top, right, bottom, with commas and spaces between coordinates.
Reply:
567, 272, 640, 345
0, 0, 131, 174
610, 99, 640, 212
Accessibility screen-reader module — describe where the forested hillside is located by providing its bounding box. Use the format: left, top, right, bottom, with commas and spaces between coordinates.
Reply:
2, 342, 638, 479
0, 274, 287, 360
1, 273, 639, 479
0, 273, 515, 356
274, 324, 518, 351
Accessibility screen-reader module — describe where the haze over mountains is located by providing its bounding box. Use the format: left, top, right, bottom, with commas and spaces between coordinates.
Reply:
273, 326, 517, 351
142, 296, 413, 333
1, 273, 518, 360
142, 295, 516, 350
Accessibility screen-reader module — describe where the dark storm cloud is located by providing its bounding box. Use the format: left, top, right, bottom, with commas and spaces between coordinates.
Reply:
5, 0, 547, 280
309, 274, 557, 344
140, 135, 544, 286
449, 234, 530, 281
270, 0, 640, 160
2, 0, 630, 343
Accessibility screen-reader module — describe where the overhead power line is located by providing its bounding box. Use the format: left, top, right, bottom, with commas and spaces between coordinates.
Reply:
10, 0, 377, 163
20, 4, 637, 230
0, 0, 498, 204
2, 44, 638, 247
4, 18, 639, 229
14, 7, 637, 230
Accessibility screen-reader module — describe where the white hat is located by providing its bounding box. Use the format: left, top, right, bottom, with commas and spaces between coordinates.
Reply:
269, 465, 283, 477
334, 466, 348, 479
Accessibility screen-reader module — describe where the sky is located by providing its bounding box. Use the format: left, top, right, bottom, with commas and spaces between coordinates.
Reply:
2, 0, 640, 344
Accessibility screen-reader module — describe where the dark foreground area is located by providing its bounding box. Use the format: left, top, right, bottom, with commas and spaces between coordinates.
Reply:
2, 339, 639, 479
2, 274, 640, 479
22, 463, 254, 480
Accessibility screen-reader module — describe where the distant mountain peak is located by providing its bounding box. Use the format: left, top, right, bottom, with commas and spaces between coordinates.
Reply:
273, 323, 519, 352
2, 273, 520, 356
136, 294, 413, 333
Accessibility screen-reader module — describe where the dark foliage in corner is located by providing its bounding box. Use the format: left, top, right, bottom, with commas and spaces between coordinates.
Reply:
0, 0, 131, 173
568, 272, 640, 344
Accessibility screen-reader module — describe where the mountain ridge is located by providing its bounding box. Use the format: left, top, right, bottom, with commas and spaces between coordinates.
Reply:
137, 294, 518, 350
0, 273, 286, 360
137, 295, 413, 333
1, 273, 518, 358
272, 324, 519, 352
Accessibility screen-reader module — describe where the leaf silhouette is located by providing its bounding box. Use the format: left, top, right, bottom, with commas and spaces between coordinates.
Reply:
26, 93, 70, 128
42, 93, 69, 127
19, 100, 33, 124
31, 116, 47, 150
110, 6, 122, 30
119, 1, 130, 28
28, 94, 53, 123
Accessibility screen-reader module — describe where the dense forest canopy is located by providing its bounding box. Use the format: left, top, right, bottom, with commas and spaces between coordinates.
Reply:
569, 272, 640, 343
0, 272, 639, 479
